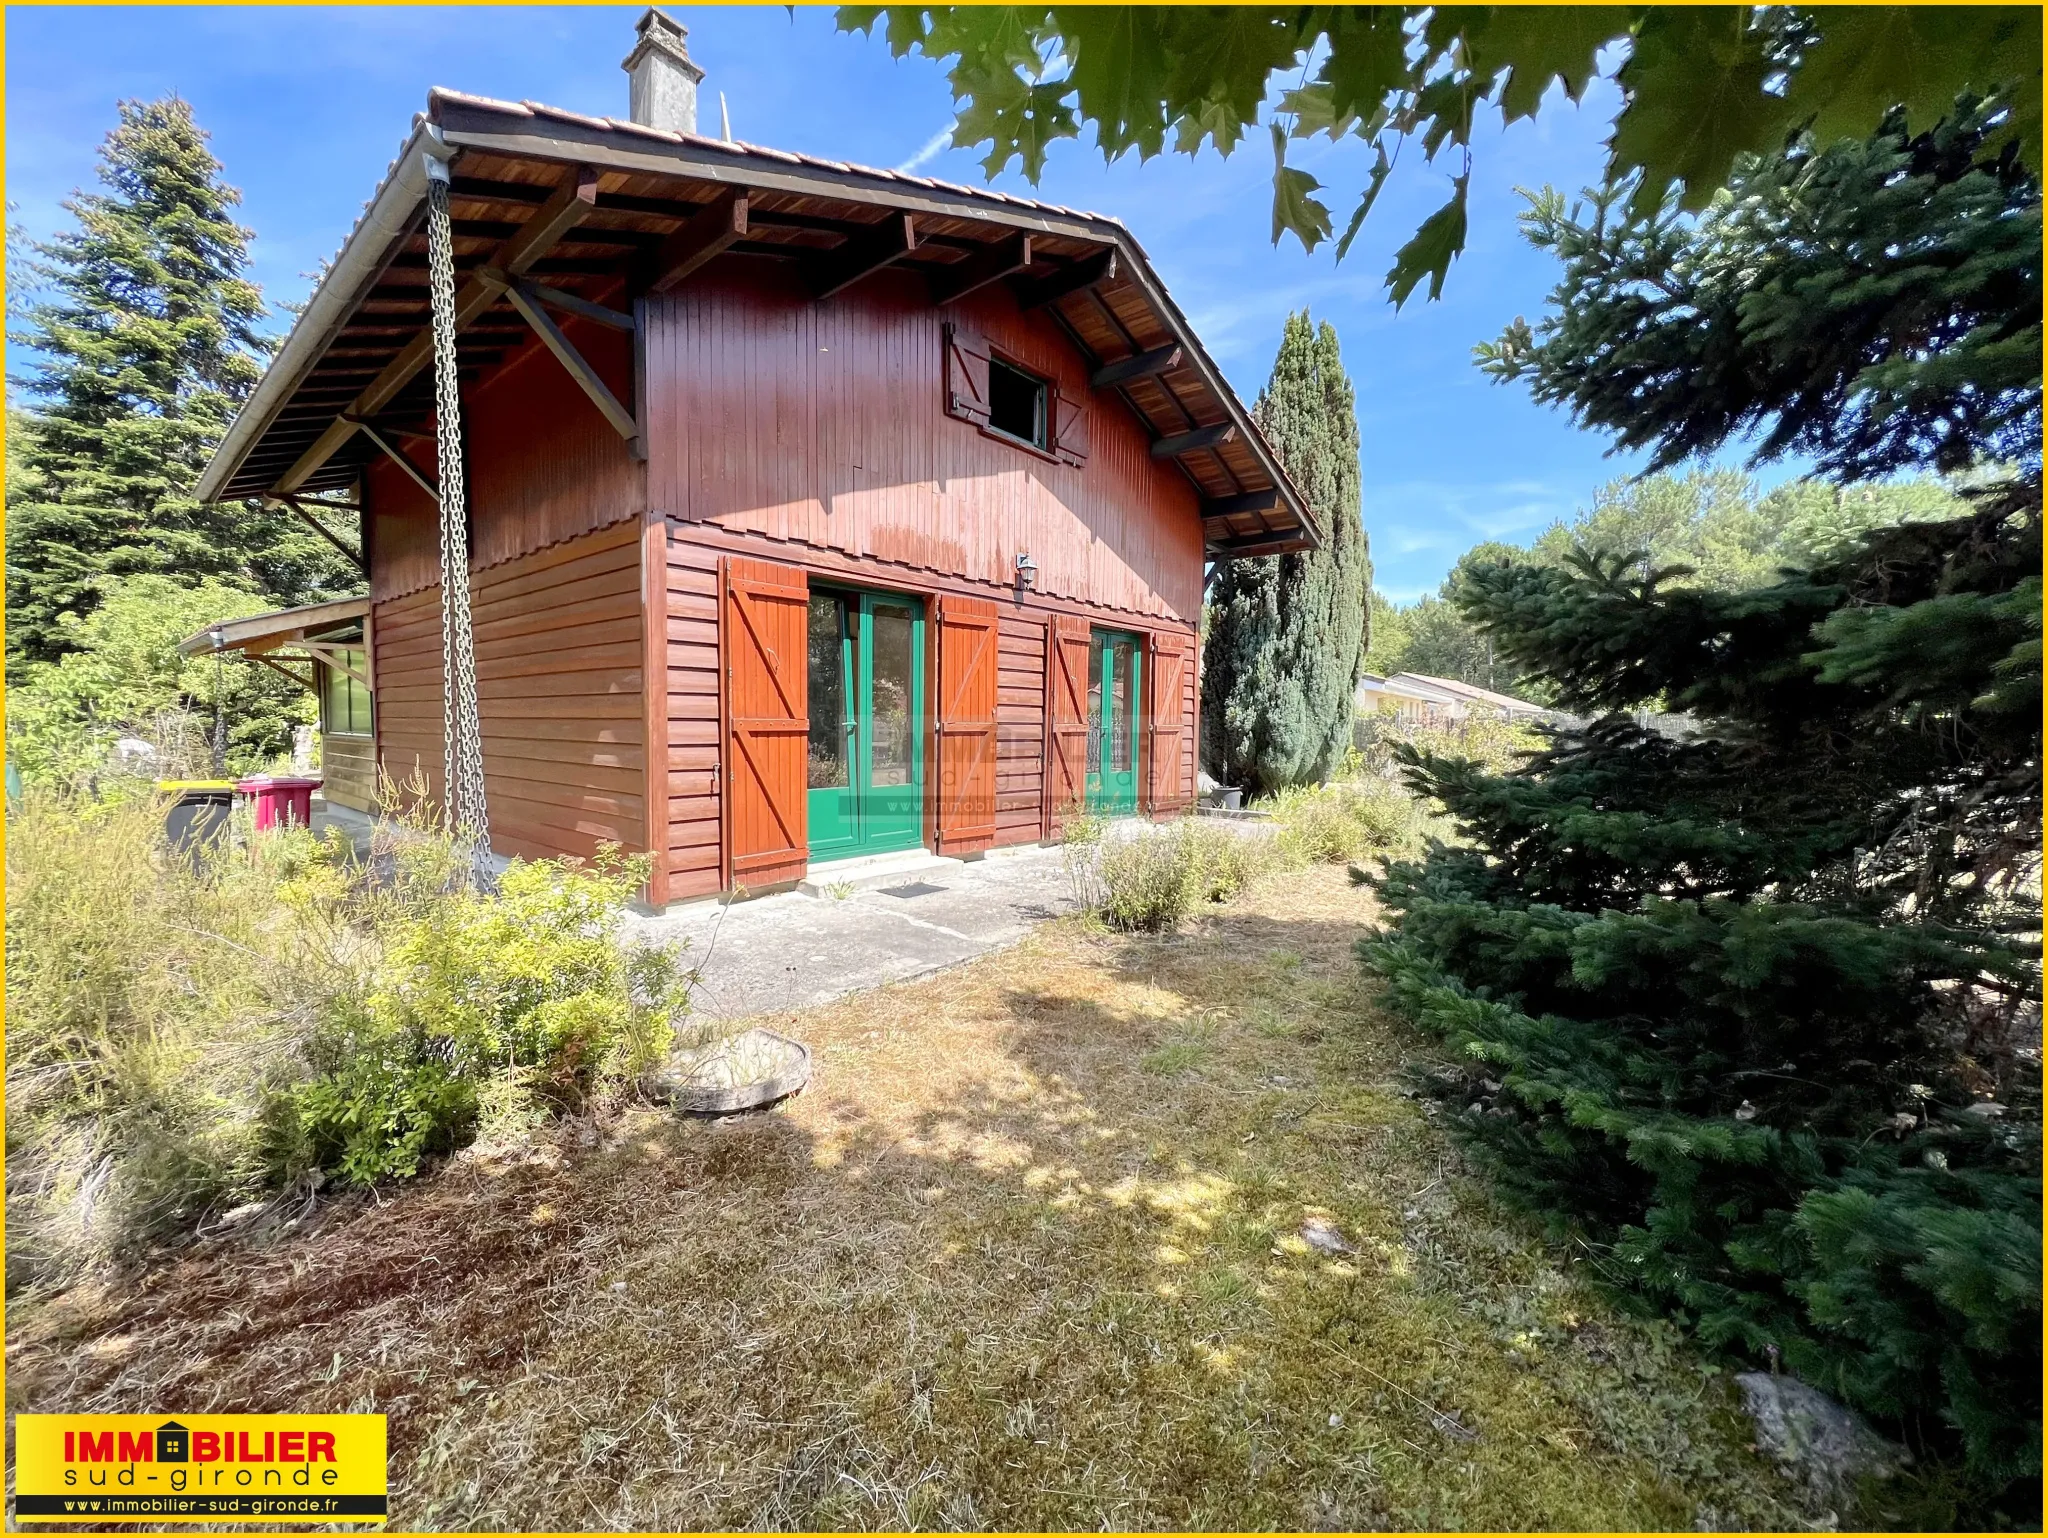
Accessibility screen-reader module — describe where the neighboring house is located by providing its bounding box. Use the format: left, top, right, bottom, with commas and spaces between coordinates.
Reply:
1355, 673, 1467, 726
1356, 671, 1551, 726
188, 10, 1318, 907
1395, 672, 1553, 722
179, 597, 376, 812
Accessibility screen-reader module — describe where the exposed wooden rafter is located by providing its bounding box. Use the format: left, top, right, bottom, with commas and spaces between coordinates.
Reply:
487, 272, 644, 456
648, 186, 749, 293
504, 276, 634, 332
271, 164, 601, 495
347, 418, 440, 504
1151, 422, 1237, 460
927, 232, 1031, 306
807, 213, 918, 300
250, 655, 317, 691
1012, 249, 1116, 311
1207, 533, 1308, 559
1202, 488, 1287, 522
1092, 342, 1182, 391
270, 494, 367, 575
300, 639, 373, 690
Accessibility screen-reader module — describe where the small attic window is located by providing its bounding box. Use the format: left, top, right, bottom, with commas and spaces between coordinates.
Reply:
987, 358, 1048, 449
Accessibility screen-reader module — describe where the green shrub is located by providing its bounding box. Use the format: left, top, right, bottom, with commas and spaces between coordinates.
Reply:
1265, 779, 1432, 866
4, 792, 324, 1280
267, 845, 688, 1186
1269, 784, 1370, 864
1086, 819, 1279, 931
1096, 824, 1205, 931
5, 787, 695, 1283
1182, 818, 1276, 902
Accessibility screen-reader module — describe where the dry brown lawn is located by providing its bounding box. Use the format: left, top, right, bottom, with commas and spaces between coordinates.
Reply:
7, 865, 1819, 1530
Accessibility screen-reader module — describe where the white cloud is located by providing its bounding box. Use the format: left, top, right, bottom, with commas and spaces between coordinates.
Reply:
895, 126, 955, 174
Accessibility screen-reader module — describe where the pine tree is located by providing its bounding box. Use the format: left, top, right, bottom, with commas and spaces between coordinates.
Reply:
1369, 102, 2041, 1500
7, 98, 355, 673
1203, 313, 1371, 795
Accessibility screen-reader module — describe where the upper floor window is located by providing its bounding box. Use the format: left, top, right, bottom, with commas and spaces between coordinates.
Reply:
987, 357, 1049, 449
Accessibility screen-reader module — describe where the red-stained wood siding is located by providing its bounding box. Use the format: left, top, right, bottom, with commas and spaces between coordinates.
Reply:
1044, 614, 1093, 839
933, 594, 1000, 855
368, 305, 647, 603
996, 611, 1046, 847
665, 531, 724, 900
1145, 631, 1196, 817
371, 520, 646, 863
642, 262, 1205, 623
721, 555, 810, 888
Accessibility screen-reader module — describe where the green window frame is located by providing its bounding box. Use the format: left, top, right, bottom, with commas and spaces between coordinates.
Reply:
320, 649, 374, 736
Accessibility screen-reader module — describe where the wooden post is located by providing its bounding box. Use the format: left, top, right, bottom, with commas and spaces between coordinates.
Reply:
641, 506, 672, 910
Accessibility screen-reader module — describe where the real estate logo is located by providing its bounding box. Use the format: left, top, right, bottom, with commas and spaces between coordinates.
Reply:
13, 1414, 387, 1524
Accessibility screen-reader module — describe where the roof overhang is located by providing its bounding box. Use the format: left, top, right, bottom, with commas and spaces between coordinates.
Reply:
197, 89, 1320, 560
177, 597, 371, 658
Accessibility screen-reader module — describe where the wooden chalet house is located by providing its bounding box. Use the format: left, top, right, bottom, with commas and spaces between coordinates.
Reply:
192, 10, 1319, 907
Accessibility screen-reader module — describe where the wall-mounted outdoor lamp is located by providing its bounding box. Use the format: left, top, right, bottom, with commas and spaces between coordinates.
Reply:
1015, 550, 1039, 591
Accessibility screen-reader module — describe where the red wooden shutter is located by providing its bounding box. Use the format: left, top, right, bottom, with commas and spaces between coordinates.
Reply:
934, 594, 1000, 855
1146, 631, 1194, 815
1052, 384, 1090, 467
721, 556, 809, 887
1044, 614, 1093, 838
943, 321, 992, 426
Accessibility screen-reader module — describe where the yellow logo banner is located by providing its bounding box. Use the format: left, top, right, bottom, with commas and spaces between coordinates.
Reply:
13, 1414, 388, 1524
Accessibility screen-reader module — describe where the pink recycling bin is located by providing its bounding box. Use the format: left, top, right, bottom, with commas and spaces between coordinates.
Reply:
237, 775, 321, 831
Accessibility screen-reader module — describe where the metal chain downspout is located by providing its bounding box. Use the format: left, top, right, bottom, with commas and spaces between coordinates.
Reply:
423, 154, 493, 887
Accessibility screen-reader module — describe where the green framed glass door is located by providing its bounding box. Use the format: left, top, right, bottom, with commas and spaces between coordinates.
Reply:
1085, 629, 1141, 815
806, 588, 925, 859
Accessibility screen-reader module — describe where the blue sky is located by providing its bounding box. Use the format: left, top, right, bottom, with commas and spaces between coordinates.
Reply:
4, 5, 1800, 600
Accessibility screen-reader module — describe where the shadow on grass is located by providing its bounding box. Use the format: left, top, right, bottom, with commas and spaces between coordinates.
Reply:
6, 893, 1822, 1532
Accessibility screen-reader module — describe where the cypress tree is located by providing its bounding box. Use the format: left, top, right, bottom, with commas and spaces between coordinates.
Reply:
1370, 100, 2041, 1500
7, 97, 355, 673
1203, 312, 1371, 795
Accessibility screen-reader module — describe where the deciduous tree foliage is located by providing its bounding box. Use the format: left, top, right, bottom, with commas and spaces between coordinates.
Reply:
1203, 312, 1369, 794
1367, 107, 2041, 1495
7, 98, 356, 674
839, 6, 2040, 304
5, 575, 315, 785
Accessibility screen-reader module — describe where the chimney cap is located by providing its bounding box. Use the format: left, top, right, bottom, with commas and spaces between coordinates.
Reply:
622, 8, 705, 86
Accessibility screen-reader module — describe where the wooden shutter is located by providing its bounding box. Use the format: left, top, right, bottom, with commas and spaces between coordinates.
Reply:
1052, 384, 1091, 467
1044, 614, 1093, 838
1146, 631, 1194, 816
934, 594, 1000, 855
721, 556, 809, 887
943, 321, 991, 426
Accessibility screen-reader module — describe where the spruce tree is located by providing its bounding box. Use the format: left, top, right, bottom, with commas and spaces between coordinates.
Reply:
7, 97, 355, 673
1369, 100, 2041, 1499
1203, 313, 1370, 795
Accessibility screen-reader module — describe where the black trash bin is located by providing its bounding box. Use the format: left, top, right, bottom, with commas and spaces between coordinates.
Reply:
158, 780, 237, 854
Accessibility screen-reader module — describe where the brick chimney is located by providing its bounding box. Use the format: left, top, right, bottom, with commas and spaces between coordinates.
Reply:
623, 9, 705, 135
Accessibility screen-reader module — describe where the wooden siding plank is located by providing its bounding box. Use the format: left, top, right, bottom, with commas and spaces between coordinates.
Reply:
369, 522, 645, 866
643, 267, 1203, 624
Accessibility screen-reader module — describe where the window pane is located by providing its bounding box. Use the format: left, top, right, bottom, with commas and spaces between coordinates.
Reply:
1087, 634, 1104, 775
345, 650, 371, 734
321, 662, 346, 735
1110, 642, 1133, 772
807, 596, 849, 789
869, 605, 915, 788
987, 358, 1048, 447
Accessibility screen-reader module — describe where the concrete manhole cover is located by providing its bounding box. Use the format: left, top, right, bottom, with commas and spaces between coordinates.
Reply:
644, 1027, 811, 1115
882, 881, 948, 898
